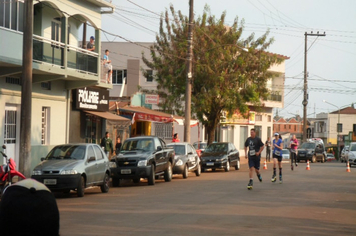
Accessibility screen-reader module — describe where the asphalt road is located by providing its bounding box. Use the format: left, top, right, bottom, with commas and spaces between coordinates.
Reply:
56, 161, 356, 236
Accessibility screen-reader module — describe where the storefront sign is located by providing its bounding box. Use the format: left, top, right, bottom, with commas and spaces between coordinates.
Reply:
145, 94, 159, 104
75, 87, 109, 111
132, 112, 173, 124
220, 110, 256, 125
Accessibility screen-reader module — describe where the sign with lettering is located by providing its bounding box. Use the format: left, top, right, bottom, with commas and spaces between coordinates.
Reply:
75, 87, 109, 111
145, 94, 159, 105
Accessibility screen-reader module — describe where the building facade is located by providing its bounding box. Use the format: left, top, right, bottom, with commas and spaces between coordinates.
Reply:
0, 0, 114, 173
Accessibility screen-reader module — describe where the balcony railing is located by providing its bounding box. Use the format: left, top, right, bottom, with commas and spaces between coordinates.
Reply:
33, 35, 64, 67
33, 35, 99, 75
267, 91, 282, 102
67, 45, 98, 74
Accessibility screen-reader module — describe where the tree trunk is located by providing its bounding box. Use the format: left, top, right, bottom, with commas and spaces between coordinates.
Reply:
206, 116, 219, 145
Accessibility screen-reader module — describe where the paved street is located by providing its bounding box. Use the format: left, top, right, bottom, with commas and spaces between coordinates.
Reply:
56, 161, 356, 236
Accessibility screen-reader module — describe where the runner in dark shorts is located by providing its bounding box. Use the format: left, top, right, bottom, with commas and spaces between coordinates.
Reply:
272, 133, 284, 183
244, 128, 264, 190
290, 135, 299, 170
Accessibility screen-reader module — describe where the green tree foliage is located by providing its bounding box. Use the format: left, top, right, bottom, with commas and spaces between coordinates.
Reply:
142, 5, 284, 144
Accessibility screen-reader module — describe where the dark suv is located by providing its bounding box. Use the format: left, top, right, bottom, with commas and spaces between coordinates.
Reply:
297, 139, 326, 163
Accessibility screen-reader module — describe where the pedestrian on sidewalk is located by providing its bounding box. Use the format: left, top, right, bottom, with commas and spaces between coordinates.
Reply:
290, 135, 299, 170
272, 133, 284, 183
101, 132, 113, 158
244, 128, 265, 190
265, 136, 271, 162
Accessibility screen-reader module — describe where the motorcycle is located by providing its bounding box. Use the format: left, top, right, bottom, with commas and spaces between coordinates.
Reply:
0, 145, 26, 195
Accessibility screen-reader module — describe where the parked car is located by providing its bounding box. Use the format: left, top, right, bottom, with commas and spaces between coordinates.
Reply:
281, 149, 290, 163
345, 142, 356, 166
110, 136, 175, 186
326, 153, 336, 162
193, 141, 207, 157
167, 142, 201, 178
340, 145, 349, 163
31, 144, 111, 197
200, 142, 240, 172
297, 139, 326, 163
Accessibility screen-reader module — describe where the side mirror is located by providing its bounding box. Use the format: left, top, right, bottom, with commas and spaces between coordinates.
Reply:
157, 146, 162, 151
41, 157, 45, 161
88, 156, 96, 162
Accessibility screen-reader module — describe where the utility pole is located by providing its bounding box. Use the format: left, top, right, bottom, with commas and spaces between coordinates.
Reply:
303, 31, 326, 142
184, 0, 194, 142
19, 0, 33, 177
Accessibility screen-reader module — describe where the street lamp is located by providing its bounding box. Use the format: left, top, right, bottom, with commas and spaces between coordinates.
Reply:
323, 100, 341, 159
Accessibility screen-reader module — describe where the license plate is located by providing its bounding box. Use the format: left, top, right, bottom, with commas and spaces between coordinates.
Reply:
44, 179, 57, 185
206, 162, 214, 166
121, 169, 131, 174
299, 154, 305, 157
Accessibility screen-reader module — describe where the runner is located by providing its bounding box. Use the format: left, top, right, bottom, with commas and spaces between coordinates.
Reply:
272, 133, 284, 183
244, 128, 265, 190
290, 135, 299, 170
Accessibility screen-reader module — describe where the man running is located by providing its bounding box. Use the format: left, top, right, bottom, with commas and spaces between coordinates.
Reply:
244, 128, 265, 190
290, 135, 299, 170
272, 133, 284, 183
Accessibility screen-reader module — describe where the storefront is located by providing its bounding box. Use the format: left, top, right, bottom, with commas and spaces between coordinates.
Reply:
69, 87, 130, 145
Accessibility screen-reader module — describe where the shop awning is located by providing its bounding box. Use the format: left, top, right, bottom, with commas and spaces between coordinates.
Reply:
84, 111, 130, 121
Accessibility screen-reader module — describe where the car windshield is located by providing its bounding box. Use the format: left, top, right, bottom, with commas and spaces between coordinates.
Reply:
205, 143, 228, 153
170, 145, 186, 155
121, 139, 154, 152
327, 153, 334, 157
46, 145, 86, 160
301, 143, 316, 149
282, 149, 289, 154
193, 143, 207, 150
350, 145, 356, 152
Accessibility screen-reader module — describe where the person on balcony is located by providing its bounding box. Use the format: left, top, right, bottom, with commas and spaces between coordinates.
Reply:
103, 49, 112, 83
87, 36, 95, 51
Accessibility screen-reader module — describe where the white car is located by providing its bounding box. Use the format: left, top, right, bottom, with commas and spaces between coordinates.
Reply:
282, 149, 290, 163
346, 142, 356, 167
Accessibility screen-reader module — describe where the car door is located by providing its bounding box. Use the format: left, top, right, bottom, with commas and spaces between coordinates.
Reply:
187, 144, 198, 170
153, 138, 164, 172
229, 143, 238, 164
93, 145, 107, 183
85, 145, 97, 185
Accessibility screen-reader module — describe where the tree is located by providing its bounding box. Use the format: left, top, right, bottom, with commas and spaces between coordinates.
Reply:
142, 5, 284, 144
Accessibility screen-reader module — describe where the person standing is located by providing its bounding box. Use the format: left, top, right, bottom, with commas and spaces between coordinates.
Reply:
87, 36, 95, 51
103, 49, 113, 83
115, 137, 122, 155
290, 135, 299, 170
101, 132, 113, 157
172, 133, 180, 142
244, 128, 265, 190
265, 137, 271, 162
272, 133, 284, 183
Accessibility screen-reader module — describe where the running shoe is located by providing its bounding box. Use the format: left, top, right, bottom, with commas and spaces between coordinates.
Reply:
279, 175, 283, 184
296, 163, 298, 167
257, 174, 262, 182
291, 165, 294, 171
271, 174, 276, 182
247, 179, 253, 190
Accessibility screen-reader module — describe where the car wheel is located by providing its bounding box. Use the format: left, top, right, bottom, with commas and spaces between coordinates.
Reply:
195, 164, 201, 176
63, 189, 70, 194
312, 155, 317, 163
341, 159, 344, 163
133, 178, 140, 184
100, 173, 110, 193
201, 168, 205, 173
148, 164, 155, 185
77, 176, 85, 197
183, 164, 189, 179
224, 161, 230, 172
112, 177, 120, 187
235, 159, 240, 170
164, 162, 172, 182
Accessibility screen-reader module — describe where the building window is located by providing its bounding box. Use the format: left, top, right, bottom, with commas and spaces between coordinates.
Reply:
146, 70, 153, 82
41, 107, 50, 145
268, 115, 271, 122
51, 19, 61, 42
0, 0, 24, 32
255, 114, 262, 121
254, 125, 262, 138
6, 77, 20, 85
294, 125, 296, 131
284, 125, 286, 129
289, 125, 291, 129
112, 69, 127, 84
4, 109, 17, 144
41, 82, 51, 90
240, 126, 248, 149
154, 123, 171, 139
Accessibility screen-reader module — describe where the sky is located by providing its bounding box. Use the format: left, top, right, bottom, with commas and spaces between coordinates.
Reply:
100, 0, 356, 119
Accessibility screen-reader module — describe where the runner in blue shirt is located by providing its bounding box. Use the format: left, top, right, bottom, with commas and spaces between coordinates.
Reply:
272, 133, 284, 183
